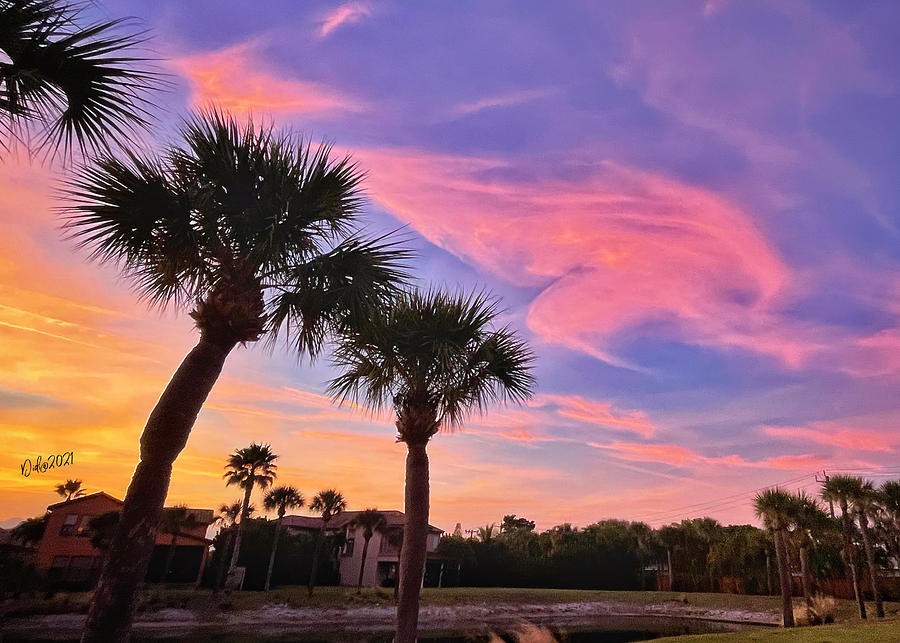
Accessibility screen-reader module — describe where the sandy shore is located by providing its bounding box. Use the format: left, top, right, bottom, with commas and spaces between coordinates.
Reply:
4, 600, 778, 639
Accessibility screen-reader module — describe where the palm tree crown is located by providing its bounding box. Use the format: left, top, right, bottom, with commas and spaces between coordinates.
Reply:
55, 478, 85, 501
310, 489, 347, 523
217, 501, 253, 527
754, 488, 794, 531
64, 109, 410, 351
224, 443, 278, 492
822, 474, 864, 510
352, 508, 387, 539
0, 0, 157, 154
264, 485, 304, 519
329, 289, 535, 445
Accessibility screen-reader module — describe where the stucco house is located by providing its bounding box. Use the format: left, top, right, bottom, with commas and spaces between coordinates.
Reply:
283, 510, 445, 588
34, 491, 214, 587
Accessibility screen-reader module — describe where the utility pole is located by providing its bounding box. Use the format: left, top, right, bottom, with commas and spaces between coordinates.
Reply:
816, 470, 835, 517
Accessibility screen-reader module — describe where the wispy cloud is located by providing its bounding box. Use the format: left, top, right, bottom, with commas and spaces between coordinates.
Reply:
448, 88, 555, 118
319, 2, 373, 38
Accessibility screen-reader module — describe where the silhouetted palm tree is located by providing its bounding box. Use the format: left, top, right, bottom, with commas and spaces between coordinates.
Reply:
0, 0, 156, 155
850, 480, 884, 618
223, 443, 277, 582
65, 110, 408, 642
788, 491, 830, 615
880, 480, 900, 562
262, 485, 304, 591
54, 478, 85, 501
350, 509, 387, 592
822, 475, 867, 619
330, 289, 535, 643
308, 489, 346, 596
158, 505, 200, 584
213, 500, 253, 592
754, 488, 795, 628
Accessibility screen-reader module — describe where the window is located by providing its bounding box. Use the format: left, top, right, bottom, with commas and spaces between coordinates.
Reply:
76, 515, 93, 537
343, 538, 355, 557
60, 514, 78, 536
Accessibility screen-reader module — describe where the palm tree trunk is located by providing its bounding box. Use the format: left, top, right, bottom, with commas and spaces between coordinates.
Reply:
396, 441, 430, 643
773, 529, 794, 627
394, 529, 404, 599
82, 337, 235, 643
799, 544, 812, 610
214, 527, 236, 594
667, 547, 674, 592
264, 517, 283, 592
358, 536, 371, 592
308, 526, 325, 596
228, 484, 254, 579
858, 512, 884, 618
162, 532, 178, 583
840, 502, 866, 619
765, 549, 772, 596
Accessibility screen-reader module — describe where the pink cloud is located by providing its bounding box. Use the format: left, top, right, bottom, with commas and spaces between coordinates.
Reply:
355, 147, 816, 367
762, 424, 894, 453
532, 393, 655, 437
319, 2, 373, 38
171, 42, 354, 115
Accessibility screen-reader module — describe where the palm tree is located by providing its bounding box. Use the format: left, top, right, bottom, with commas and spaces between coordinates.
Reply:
65, 110, 408, 643
822, 475, 867, 619
350, 509, 387, 593
477, 524, 496, 542
308, 489, 346, 596
223, 443, 278, 583
849, 480, 884, 618
0, 0, 156, 155
262, 485, 304, 592
158, 505, 200, 584
329, 289, 535, 643
656, 525, 680, 592
212, 501, 253, 592
54, 478, 85, 501
10, 514, 48, 546
754, 488, 795, 628
788, 492, 830, 615
880, 480, 900, 563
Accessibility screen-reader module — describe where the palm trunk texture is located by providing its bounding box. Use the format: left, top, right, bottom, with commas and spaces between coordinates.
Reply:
228, 484, 254, 578
81, 337, 235, 643
774, 529, 794, 627
358, 536, 371, 592
308, 526, 325, 596
859, 513, 884, 618
799, 544, 812, 610
264, 518, 283, 592
396, 442, 430, 643
840, 502, 866, 619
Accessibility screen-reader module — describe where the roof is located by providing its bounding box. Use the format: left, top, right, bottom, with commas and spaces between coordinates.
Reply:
46, 492, 215, 525
284, 510, 442, 534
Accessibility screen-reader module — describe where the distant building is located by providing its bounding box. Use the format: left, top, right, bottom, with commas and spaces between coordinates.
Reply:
283, 510, 446, 588
33, 491, 214, 588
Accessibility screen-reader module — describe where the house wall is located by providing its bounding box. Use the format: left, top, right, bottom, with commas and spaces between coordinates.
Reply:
337, 526, 442, 587
35, 495, 121, 569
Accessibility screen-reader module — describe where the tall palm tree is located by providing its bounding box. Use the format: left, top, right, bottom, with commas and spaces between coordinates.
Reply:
65, 110, 409, 642
308, 489, 346, 596
262, 485, 304, 592
850, 480, 884, 618
754, 488, 795, 628
158, 505, 200, 584
350, 509, 387, 593
822, 475, 867, 619
880, 480, 900, 563
223, 443, 278, 582
0, 0, 156, 155
656, 525, 680, 592
54, 478, 85, 501
330, 289, 535, 643
213, 500, 253, 592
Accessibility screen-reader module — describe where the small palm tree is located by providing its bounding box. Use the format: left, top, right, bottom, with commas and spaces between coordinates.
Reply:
54, 479, 85, 501
350, 509, 387, 592
158, 505, 200, 584
822, 475, 867, 619
477, 524, 496, 542
223, 443, 278, 581
10, 514, 48, 546
262, 485, 304, 591
65, 109, 408, 643
0, 0, 156, 155
212, 500, 253, 592
849, 480, 884, 618
754, 488, 795, 628
330, 289, 535, 643
308, 489, 346, 596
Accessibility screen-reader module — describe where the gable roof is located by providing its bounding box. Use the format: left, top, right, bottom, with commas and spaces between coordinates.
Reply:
46, 491, 215, 525
283, 510, 442, 534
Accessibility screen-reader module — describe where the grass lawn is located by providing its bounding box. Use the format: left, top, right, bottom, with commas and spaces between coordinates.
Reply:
654, 619, 900, 642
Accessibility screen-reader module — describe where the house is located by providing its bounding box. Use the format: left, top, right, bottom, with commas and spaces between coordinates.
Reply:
34, 491, 214, 588
283, 510, 445, 588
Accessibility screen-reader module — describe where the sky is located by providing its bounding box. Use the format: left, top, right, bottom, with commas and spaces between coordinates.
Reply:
3, 0, 900, 533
